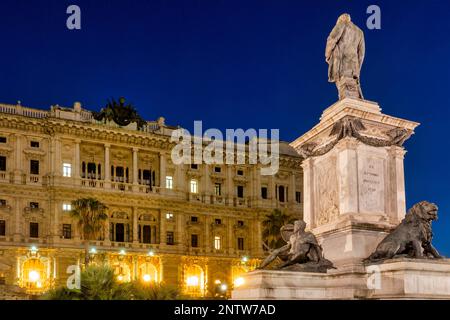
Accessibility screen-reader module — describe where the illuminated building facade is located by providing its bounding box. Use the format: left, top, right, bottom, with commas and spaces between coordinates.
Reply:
0, 101, 302, 297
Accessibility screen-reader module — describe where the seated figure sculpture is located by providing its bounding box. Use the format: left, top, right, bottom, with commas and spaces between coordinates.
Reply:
366, 201, 444, 262
259, 220, 334, 273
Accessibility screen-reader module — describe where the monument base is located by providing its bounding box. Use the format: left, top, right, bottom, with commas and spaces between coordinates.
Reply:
231, 259, 450, 300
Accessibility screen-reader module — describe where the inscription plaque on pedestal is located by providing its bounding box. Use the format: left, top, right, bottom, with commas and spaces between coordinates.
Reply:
358, 156, 385, 213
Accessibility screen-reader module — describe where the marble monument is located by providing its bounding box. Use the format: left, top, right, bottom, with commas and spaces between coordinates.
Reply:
232, 13, 450, 300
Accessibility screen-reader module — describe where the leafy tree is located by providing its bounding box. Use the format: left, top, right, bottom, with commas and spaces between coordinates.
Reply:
70, 198, 108, 266
262, 209, 295, 249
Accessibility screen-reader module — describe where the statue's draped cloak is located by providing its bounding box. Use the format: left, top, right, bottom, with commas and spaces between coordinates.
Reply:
325, 21, 365, 82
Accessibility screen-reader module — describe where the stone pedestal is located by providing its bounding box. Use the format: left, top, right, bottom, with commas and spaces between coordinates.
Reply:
290, 98, 419, 268
231, 259, 450, 300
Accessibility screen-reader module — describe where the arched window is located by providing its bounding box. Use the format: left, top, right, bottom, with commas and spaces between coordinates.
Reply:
184, 264, 205, 296
138, 262, 158, 283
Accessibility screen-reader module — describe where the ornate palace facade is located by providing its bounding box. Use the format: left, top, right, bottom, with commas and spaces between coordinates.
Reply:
0, 101, 302, 297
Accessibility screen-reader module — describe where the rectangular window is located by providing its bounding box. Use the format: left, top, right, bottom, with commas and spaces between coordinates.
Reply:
278, 186, 285, 202
191, 216, 198, 223
0, 137, 6, 143
30, 160, 39, 175
30, 202, 39, 209
238, 237, 244, 250
30, 222, 39, 238
190, 179, 198, 194
215, 218, 222, 225
214, 166, 221, 173
0, 220, 5, 236
261, 187, 268, 199
0, 199, 6, 207
190, 164, 198, 170
214, 236, 221, 250
165, 176, 173, 189
214, 183, 221, 196
30, 141, 39, 148
142, 225, 151, 244
296, 191, 302, 204
62, 203, 72, 211
191, 234, 198, 247
166, 231, 174, 245
237, 185, 244, 198
62, 224, 72, 239
63, 163, 72, 177
237, 169, 244, 176
237, 220, 244, 227
0, 156, 6, 172
166, 213, 174, 221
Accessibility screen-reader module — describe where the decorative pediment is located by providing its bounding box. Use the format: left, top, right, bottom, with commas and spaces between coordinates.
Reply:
111, 211, 129, 220
0, 145, 13, 156
23, 148, 46, 159
139, 214, 156, 222
275, 171, 290, 180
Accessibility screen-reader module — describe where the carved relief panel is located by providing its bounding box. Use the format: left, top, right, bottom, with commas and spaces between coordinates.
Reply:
314, 156, 339, 227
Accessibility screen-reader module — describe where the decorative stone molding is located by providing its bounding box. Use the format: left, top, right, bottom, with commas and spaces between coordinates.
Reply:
297, 117, 414, 159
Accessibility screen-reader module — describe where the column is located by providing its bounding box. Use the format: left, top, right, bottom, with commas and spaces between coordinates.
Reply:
13, 198, 22, 242
388, 146, 407, 223
205, 219, 210, 253
301, 158, 314, 229
203, 165, 210, 204
336, 138, 359, 215
54, 138, 62, 177
104, 144, 111, 188
159, 211, 166, 246
290, 173, 296, 204
51, 198, 59, 243
226, 166, 233, 205
254, 166, 261, 206
132, 207, 138, 245
13, 134, 23, 184
74, 139, 81, 185
227, 218, 233, 254
255, 218, 263, 256
269, 174, 276, 207
175, 164, 183, 193
159, 152, 166, 189
132, 147, 139, 191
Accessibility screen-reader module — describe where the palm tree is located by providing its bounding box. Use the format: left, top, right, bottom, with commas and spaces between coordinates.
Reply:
70, 198, 108, 266
42, 265, 183, 300
262, 209, 295, 250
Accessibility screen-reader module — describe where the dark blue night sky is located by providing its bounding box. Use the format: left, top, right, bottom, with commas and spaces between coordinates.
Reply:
1, 0, 449, 254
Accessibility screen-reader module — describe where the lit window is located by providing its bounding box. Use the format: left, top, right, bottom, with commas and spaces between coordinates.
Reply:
62, 203, 72, 211
186, 276, 199, 287
190, 179, 198, 194
165, 176, 173, 189
63, 163, 72, 177
166, 213, 174, 220
214, 236, 221, 250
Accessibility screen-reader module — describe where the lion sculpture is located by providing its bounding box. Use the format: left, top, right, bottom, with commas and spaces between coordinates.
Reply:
366, 201, 443, 261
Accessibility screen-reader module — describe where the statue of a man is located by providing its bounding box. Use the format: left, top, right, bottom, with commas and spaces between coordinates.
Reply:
259, 220, 334, 272
325, 13, 365, 100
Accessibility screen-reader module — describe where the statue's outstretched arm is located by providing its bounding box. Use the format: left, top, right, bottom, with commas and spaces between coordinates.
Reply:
258, 244, 291, 269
